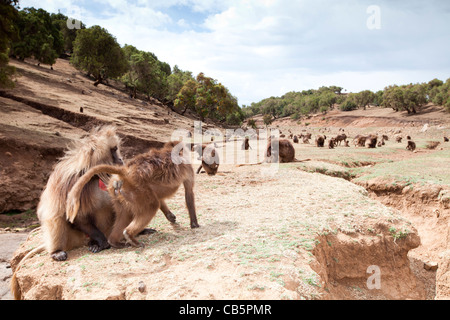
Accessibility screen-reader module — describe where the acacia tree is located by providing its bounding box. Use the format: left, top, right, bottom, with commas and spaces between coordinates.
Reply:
0, 0, 18, 88
354, 90, 376, 110
11, 7, 64, 68
383, 84, 427, 114
174, 72, 239, 122
72, 26, 128, 86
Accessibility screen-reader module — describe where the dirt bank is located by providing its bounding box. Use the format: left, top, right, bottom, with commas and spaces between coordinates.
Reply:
356, 178, 449, 299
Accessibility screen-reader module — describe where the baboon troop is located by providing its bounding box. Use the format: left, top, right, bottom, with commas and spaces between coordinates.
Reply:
406, 140, 416, 151
13, 118, 432, 300
67, 141, 199, 249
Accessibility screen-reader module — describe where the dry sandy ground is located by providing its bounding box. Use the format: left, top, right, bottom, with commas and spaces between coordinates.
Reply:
1, 58, 449, 300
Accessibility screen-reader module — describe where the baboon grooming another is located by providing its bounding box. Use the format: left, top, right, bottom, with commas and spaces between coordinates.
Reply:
11, 126, 124, 300
40, 125, 124, 260
66, 141, 199, 249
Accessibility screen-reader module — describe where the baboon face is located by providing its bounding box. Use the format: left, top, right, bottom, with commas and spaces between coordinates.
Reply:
110, 146, 123, 165
203, 162, 219, 176
87, 126, 124, 166
202, 146, 220, 176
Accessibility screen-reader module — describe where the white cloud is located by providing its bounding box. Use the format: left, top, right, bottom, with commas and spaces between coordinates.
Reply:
17, 0, 450, 106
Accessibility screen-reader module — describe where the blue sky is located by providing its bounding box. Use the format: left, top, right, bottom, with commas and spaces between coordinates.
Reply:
18, 0, 450, 106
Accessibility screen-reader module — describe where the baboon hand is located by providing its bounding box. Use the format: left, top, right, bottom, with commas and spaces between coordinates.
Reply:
113, 179, 123, 195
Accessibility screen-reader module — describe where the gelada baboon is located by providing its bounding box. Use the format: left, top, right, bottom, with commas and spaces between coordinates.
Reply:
266, 139, 295, 163
11, 125, 123, 300
196, 143, 219, 176
237, 139, 310, 167
334, 134, 347, 146
66, 141, 198, 249
353, 135, 367, 147
406, 140, 416, 151
241, 137, 252, 150
328, 137, 336, 149
315, 135, 326, 147
366, 134, 378, 148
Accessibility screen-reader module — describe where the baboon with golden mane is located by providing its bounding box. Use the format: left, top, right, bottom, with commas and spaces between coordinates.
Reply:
66, 141, 199, 249
11, 125, 124, 299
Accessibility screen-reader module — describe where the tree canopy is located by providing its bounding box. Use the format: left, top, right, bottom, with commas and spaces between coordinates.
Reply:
71, 25, 128, 86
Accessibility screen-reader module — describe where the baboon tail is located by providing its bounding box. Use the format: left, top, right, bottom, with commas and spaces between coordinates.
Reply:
293, 158, 311, 163
66, 165, 126, 223
10, 244, 46, 300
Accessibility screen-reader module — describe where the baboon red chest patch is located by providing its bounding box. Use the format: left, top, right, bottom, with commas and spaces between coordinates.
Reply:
99, 179, 108, 191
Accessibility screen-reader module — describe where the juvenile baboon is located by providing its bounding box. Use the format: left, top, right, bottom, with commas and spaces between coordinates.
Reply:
289, 133, 293, 139
293, 135, 299, 143
266, 139, 295, 163
79, 107, 84, 113
444, 136, 449, 142
366, 134, 378, 148
315, 135, 326, 147
396, 136, 403, 143
345, 140, 350, 147
196, 143, 219, 176
407, 135, 411, 140
11, 126, 124, 300
406, 140, 416, 151
382, 135, 389, 141
328, 138, 336, 149
241, 137, 251, 150
66, 141, 199, 249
